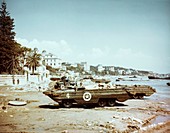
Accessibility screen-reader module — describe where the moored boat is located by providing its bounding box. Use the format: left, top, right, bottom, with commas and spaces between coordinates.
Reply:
148, 76, 170, 80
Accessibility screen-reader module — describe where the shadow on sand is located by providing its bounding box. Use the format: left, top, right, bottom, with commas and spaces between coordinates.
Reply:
115, 102, 128, 107
39, 104, 59, 109
39, 102, 128, 109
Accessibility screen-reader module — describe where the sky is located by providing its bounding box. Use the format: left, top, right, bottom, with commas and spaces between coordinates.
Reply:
2, 0, 170, 73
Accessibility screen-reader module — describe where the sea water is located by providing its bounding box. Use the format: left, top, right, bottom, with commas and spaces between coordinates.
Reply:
112, 78, 170, 108
109, 77, 170, 124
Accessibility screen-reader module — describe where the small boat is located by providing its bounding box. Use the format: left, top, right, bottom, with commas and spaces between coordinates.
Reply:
8, 101, 27, 106
148, 76, 170, 80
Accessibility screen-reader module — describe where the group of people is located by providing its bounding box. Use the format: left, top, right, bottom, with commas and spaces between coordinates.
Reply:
12, 78, 20, 85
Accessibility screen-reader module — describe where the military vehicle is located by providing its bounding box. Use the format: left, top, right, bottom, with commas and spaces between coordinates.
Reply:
43, 80, 156, 108
116, 84, 156, 99
43, 86, 130, 108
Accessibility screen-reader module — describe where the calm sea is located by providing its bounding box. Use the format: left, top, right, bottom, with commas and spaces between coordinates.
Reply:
110, 77, 170, 110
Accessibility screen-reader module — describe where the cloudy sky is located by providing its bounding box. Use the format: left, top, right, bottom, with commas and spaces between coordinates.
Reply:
2, 0, 170, 73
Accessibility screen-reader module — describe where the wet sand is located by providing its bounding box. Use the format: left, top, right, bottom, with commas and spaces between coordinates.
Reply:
0, 86, 170, 133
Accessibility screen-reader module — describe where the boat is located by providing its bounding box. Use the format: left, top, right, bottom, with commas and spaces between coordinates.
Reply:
148, 76, 170, 80
8, 101, 27, 106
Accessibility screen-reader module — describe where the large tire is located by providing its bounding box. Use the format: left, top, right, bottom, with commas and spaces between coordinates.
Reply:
107, 99, 116, 107
138, 95, 144, 99
133, 94, 144, 99
62, 100, 72, 108
98, 99, 107, 107
133, 95, 138, 99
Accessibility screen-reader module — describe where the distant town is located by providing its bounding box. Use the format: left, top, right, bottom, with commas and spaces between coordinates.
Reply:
27, 52, 169, 78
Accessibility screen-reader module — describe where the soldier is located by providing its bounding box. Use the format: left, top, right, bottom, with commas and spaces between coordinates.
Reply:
17, 79, 19, 85
54, 82, 60, 90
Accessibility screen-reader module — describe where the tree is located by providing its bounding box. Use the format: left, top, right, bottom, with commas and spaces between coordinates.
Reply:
26, 49, 41, 75
41, 50, 46, 66
0, 1, 21, 74
20, 46, 31, 66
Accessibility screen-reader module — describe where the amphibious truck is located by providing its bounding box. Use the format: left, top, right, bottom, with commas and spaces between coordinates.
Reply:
43, 80, 156, 108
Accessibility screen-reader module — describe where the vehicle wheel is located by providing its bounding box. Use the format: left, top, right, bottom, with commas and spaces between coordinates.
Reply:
62, 100, 72, 108
138, 95, 144, 99
58, 103, 63, 107
98, 99, 107, 107
133, 94, 144, 99
107, 99, 116, 107
133, 95, 138, 99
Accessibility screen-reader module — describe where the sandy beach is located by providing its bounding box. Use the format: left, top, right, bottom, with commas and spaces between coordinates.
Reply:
0, 83, 170, 133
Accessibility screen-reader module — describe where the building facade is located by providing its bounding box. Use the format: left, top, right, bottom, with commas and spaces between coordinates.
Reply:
97, 64, 105, 72
43, 53, 62, 68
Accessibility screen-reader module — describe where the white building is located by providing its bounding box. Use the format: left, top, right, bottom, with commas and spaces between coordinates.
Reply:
97, 64, 105, 72
118, 69, 125, 75
104, 66, 115, 72
70, 63, 77, 67
43, 53, 62, 68
80, 62, 90, 72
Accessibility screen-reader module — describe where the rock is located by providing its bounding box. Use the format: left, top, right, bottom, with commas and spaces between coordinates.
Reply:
99, 124, 105, 127
61, 130, 68, 133
15, 98, 23, 101
127, 125, 140, 130
37, 118, 45, 121
86, 123, 92, 127
9, 115, 13, 117
2, 106, 7, 110
26, 100, 39, 103
105, 123, 115, 129
113, 115, 119, 119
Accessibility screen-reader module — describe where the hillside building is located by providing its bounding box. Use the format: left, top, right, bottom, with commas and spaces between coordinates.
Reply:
43, 53, 62, 68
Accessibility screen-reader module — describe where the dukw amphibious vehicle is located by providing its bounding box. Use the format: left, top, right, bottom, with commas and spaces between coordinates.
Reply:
43, 80, 156, 108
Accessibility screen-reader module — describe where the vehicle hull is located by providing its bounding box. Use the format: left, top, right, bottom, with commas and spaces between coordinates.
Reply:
43, 88, 130, 106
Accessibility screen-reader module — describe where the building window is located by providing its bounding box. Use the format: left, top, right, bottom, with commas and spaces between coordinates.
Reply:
54, 63, 56, 66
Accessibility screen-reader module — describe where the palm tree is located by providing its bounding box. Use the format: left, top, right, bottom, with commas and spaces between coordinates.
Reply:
4, 42, 22, 74
20, 46, 31, 67
5, 54, 20, 74
26, 49, 41, 75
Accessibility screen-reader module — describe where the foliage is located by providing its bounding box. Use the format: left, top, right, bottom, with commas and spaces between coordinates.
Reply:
46, 65, 57, 75
0, 1, 21, 74
25, 49, 41, 75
